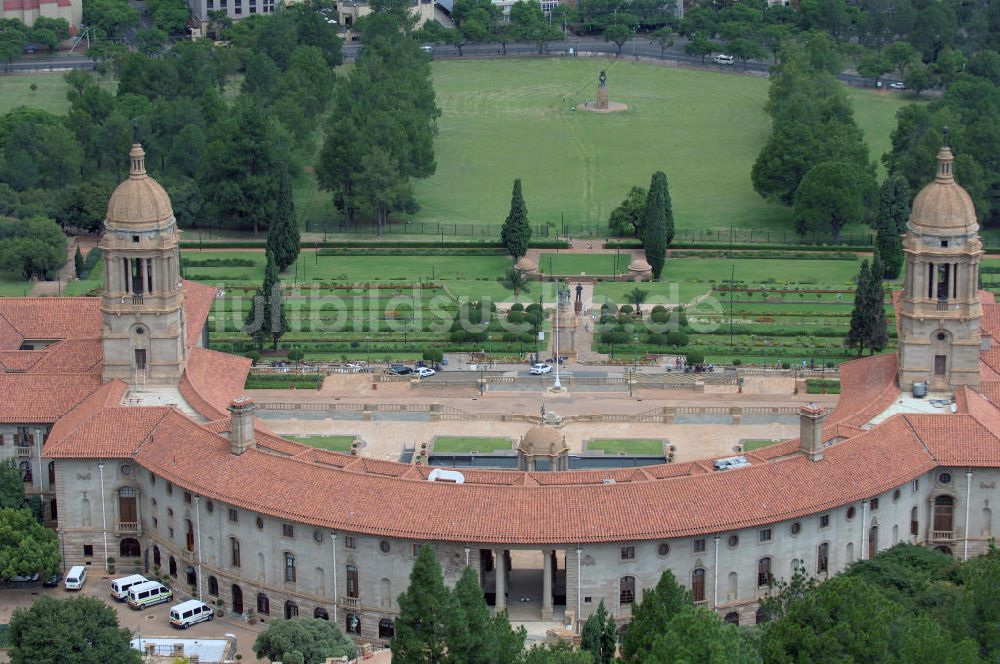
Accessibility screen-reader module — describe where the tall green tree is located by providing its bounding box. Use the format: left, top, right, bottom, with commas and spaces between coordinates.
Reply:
641, 171, 671, 279
621, 569, 692, 663
9, 596, 139, 664
244, 253, 287, 352
793, 160, 873, 243
0, 507, 60, 580
266, 167, 300, 272
449, 565, 526, 664
845, 258, 887, 355
500, 178, 532, 260
873, 174, 911, 279
580, 599, 617, 664
645, 605, 761, 664
867, 256, 889, 353
252, 617, 356, 664
391, 544, 453, 663
74, 244, 84, 278
608, 185, 646, 237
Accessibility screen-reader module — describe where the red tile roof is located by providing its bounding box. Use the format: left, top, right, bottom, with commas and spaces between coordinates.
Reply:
178, 348, 251, 421
0, 374, 103, 423
0, 298, 101, 348
181, 280, 216, 350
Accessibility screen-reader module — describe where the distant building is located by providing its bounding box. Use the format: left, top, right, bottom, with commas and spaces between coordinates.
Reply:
1, 0, 82, 31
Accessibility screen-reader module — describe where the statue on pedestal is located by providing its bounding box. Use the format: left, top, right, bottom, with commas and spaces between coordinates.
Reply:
597, 70, 609, 110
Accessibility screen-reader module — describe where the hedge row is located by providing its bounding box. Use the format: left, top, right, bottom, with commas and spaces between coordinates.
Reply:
603, 241, 875, 252
243, 373, 324, 389
181, 239, 569, 250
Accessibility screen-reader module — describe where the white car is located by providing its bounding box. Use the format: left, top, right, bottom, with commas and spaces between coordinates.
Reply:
530, 363, 552, 375
888, 82, 905, 89
416, 367, 436, 378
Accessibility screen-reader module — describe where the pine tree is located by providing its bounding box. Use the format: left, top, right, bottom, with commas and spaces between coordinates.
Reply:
391, 545, 453, 663
845, 259, 885, 356
581, 599, 616, 664
642, 171, 670, 280
266, 167, 300, 272
244, 253, 287, 352
73, 245, 84, 278
621, 570, 692, 663
873, 175, 910, 279
867, 257, 889, 354
500, 178, 531, 260
448, 566, 526, 663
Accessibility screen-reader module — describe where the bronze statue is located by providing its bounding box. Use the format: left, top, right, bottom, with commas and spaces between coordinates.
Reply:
599, 70, 607, 88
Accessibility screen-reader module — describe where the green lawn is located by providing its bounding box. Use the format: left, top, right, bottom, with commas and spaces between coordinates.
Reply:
742, 439, 780, 451
415, 58, 911, 234
544, 253, 631, 276
432, 436, 513, 453
0, 273, 34, 296
0, 73, 115, 116
286, 434, 356, 451
587, 438, 665, 455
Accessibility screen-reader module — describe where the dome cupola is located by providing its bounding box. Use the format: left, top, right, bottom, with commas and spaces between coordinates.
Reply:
907, 137, 977, 237
105, 143, 174, 231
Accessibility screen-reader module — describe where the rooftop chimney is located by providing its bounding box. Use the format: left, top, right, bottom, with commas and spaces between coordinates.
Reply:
228, 395, 257, 455
799, 403, 827, 462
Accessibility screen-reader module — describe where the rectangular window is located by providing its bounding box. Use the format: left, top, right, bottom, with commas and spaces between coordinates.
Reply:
83, 545, 94, 557
228, 508, 238, 523
820, 514, 830, 528
759, 528, 772, 543
169, 527, 174, 539
912, 479, 919, 492
282, 523, 294, 538
620, 546, 635, 560
207, 0, 213, 7
285, 553, 296, 582
412, 543, 420, 556
693, 538, 706, 553
870, 498, 879, 511
345, 536, 357, 549
184, 491, 192, 504
153, 517, 158, 529
231, 538, 241, 568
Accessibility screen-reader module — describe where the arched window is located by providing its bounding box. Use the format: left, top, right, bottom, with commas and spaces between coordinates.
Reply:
868, 525, 879, 559
152, 545, 161, 567
346, 564, 359, 599
48, 461, 55, 486
257, 593, 270, 615
379, 618, 395, 639
284, 600, 299, 619
933, 495, 954, 535
619, 576, 635, 605
284, 553, 296, 582
346, 612, 361, 634
81, 495, 91, 528
846, 542, 854, 563
314, 607, 329, 620
724, 611, 739, 625
757, 557, 772, 587
691, 568, 705, 602
185, 519, 194, 552
380, 578, 391, 608
231, 584, 244, 614
19, 461, 31, 483
892, 524, 899, 544
230, 538, 241, 568
185, 565, 196, 587
119, 538, 140, 558
208, 576, 219, 596
49, 498, 57, 520
169, 556, 177, 577
817, 543, 829, 574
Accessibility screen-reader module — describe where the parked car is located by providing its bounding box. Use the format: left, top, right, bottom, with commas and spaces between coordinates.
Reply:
169, 600, 215, 629
8, 572, 40, 586
416, 367, 436, 378
344, 362, 367, 372
43, 573, 63, 587
530, 363, 552, 375
388, 365, 413, 375
889, 81, 905, 89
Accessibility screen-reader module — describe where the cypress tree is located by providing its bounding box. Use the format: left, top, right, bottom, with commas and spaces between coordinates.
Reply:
73, 245, 84, 278
391, 545, 453, 663
846, 260, 876, 356
500, 178, 532, 260
867, 257, 889, 354
642, 171, 670, 280
267, 168, 300, 272
620, 570, 692, 663
873, 175, 910, 279
244, 253, 287, 352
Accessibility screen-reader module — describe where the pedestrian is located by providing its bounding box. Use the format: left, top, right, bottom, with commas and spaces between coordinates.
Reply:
541, 403, 546, 418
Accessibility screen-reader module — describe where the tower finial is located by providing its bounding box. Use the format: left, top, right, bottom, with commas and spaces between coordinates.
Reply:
942, 125, 950, 147
128, 143, 147, 179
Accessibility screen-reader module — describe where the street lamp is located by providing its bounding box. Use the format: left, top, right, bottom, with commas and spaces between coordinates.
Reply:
366, 336, 371, 365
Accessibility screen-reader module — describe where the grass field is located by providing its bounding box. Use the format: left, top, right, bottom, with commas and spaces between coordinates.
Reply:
286, 434, 356, 451
0, 73, 116, 116
742, 439, 779, 451
433, 436, 513, 453
587, 438, 665, 455
417, 58, 912, 234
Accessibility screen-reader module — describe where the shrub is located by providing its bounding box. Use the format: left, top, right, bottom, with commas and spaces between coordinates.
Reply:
620, 304, 634, 315
732, 358, 742, 366
651, 305, 667, 314
422, 348, 444, 363
648, 333, 668, 346
507, 311, 525, 324
601, 330, 629, 344
685, 350, 705, 365
781, 361, 791, 369
666, 331, 689, 347
510, 303, 524, 312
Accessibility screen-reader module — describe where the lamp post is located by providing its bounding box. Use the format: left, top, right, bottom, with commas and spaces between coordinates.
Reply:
97, 462, 108, 572
553, 289, 561, 389
366, 336, 371, 365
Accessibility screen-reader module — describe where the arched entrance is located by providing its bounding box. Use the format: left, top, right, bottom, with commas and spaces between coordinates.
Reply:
231, 585, 244, 614
284, 600, 299, 619
933, 495, 955, 538
119, 538, 140, 558
185, 566, 197, 587
169, 556, 177, 577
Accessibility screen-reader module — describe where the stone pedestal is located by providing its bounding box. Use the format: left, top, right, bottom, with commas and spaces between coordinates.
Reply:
597, 88, 609, 110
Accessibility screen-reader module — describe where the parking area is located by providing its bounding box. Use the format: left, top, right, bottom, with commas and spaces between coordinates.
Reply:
0, 576, 268, 663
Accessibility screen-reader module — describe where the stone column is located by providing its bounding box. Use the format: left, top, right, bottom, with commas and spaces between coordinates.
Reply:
542, 549, 553, 620
494, 549, 506, 613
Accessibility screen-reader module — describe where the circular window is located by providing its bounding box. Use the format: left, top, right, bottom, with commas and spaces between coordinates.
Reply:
939, 472, 952, 485
379, 541, 391, 554
313, 530, 324, 544
936, 332, 946, 341
206, 500, 214, 513
790, 522, 801, 536
893, 489, 901, 502
136, 328, 145, 335
256, 516, 264, 530
846, 506, 856, 520
657, 543, 670, 557
727, 535, 739, 548
120, 464, 132, 476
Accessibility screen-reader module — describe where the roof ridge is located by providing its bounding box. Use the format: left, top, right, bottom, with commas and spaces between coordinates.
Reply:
901, 414, 937, 462
135, 408, 187, 457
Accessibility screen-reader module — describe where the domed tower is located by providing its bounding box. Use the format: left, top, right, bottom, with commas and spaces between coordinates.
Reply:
898, 139, 982, 392
100, 144, 187, 386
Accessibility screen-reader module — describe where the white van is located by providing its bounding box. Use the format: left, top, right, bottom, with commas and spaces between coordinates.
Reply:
110, 574, 148, 600
169, 600, 215, 629
126, 581, 173, 610
64, 566, 87, 590
713, 54, 735, 65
